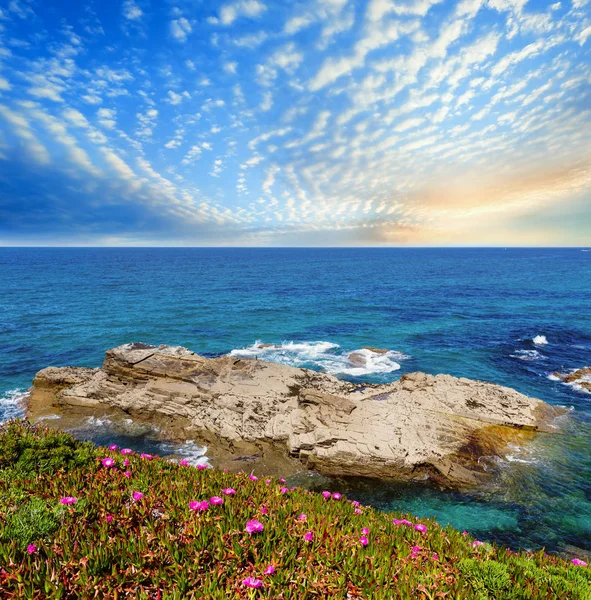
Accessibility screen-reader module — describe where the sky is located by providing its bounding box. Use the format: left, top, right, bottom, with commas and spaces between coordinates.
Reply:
0, 0, 589, 246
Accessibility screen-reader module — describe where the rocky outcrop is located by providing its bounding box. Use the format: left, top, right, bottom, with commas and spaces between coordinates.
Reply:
553, 367, 591, 393
27, 343, 562, 487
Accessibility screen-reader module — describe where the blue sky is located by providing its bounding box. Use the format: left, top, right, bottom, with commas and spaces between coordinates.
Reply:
0, 0, 589, 246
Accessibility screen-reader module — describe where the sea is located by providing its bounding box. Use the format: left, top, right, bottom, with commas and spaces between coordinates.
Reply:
1, 247, 590, 555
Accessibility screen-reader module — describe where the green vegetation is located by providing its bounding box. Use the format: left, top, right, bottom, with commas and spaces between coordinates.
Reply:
0, 420, 589, 599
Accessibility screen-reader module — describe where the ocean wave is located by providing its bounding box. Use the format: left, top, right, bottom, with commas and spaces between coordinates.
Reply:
511, 349, 546, 361
0, 388, 28, 423
161, 440, 210, 467
550, 367, 591, 395
229, 340, 408, 377
532, 335, 548, 345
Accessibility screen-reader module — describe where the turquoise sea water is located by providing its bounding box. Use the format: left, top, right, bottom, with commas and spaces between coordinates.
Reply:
1, 247, 590, 554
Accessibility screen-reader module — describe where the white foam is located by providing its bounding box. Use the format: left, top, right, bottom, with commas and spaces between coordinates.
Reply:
37, 414, 61, 421
533, 335, 548, 345
0, 388, 28, 423
86, 416, 113, 426
173, 440, 210, 467
230, 341, 408, 377
511, 349, 545, 361
552, 367, 591, 395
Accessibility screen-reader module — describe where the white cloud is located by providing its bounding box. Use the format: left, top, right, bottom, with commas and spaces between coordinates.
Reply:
170, 17, 192, 42
224, 61, 238, 74
122, 0, 142, 20
166, 90, 190, 105
233, 31, 268, 48
257, 43, 303, 86
260, 91, 273, 111
394, 117, 425, 132
0, 104, 51, 164
576, 25, 591, 45
219, 0, 267, 26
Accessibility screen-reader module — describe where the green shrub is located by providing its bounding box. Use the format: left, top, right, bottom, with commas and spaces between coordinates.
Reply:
459, 558, 511, 598
0, 419, 96, 474
1, 496, 65, 550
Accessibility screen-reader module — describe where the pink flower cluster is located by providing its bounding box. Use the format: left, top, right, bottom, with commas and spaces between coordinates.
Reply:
572, 558, 588, 567
241, 565, 276, 589
101, 457, 115, 468
60, 497, 77, 505
245, 519, 264, 534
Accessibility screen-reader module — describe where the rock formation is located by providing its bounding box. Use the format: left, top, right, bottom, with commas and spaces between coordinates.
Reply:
27, 343, 562, 487
553, 367, 591, 393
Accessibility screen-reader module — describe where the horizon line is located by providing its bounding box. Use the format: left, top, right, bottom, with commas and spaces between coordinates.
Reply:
0, 245, 590, 250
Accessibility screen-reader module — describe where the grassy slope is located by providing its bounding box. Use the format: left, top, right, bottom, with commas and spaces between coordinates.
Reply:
0, 420, 589, 599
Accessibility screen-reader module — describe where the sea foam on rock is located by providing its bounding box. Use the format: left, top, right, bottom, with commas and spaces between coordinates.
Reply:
27, 343, 563, 488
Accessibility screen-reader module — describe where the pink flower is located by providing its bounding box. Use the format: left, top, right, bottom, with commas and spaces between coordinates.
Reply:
432, 554, 439, 561
304, 531, 314, 541
361, 527, 369, 535
462, 530, 468, 536
179, 459, 189, 466
414, 524, 427, 533
106, 515, 113, 523
360, 536, 368, 546
197, 464, 207, 470
297, 513, 307, 521
140, 453, 153, 460
572, 558, 588, 567
245, 519, 264, 534
332, 492, 342, 500
242, 577, 263, 589
264, 565, 275, 575
123, 458, 130, 466
280, 487, 289, 494
352, 501, 360, 507
393, 519, 412, 526
132, 491, 144, 501
109, 444, 118, 451
210, 496, 223, 506
27, 544, 37, 555
124, 471, 131, 478
473, 540, 484, 547
101, 457, 115, 468
121, 448, 133, 455
249, 474, 258, 482
60, 496, 77, 505
260, 506, 268, 515
222, 488, 236, 495
189, 501, 209, 511
265, 479, 271, 485
279, 478, 286, 483
322, 491, 331, 499
354, 508, 362, 514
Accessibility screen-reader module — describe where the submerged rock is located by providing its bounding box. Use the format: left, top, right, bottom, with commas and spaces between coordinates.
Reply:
553, 367, 591, 393
28, 343, 562, 487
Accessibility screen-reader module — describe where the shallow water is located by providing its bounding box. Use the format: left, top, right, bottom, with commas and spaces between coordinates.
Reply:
1, 247, 590, 553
